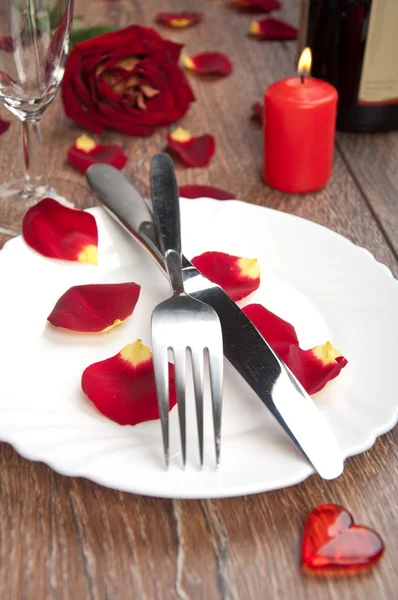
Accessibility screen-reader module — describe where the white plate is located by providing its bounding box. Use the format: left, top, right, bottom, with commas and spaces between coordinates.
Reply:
0, 199, 397, 498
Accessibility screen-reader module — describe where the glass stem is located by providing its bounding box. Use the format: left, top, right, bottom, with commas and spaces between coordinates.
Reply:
21, 117, 47, 199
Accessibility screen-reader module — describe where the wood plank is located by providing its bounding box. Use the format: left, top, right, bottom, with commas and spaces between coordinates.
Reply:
0, 231, 16, 247
0, 432, 397, 600
338, 132, 398, 257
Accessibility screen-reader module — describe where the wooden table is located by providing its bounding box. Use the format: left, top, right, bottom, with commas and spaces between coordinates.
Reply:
1, 1, 397, 598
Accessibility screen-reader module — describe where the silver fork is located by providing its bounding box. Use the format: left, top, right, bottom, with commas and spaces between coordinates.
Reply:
150, 154, 224, 468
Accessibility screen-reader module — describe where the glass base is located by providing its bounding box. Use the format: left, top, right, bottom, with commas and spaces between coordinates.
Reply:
0, 178, 47, 200
0, 176, 97, 234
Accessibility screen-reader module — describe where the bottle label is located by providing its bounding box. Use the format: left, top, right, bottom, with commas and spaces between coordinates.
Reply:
358, 0, 398, 105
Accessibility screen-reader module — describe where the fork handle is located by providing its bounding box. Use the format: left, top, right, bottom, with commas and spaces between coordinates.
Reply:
150, 154, 184, 295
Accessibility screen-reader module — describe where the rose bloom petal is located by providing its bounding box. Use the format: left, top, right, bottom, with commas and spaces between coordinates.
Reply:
251, 102, 263, 123
156, 12, 203, 28
242, 303, 348, 394
191, 251, 260, 301
22, 198, 98, 264
81, 340, 177, 426
62, 25, 195, 137
167, 127, 215, 168
179, 185, 236, 200
67, 134, 128, 173
182, 52, 233, 76
250, 18, 298, 40
47, 282, 141, 332
235, 0, 281, 11
0, 117, 10, 135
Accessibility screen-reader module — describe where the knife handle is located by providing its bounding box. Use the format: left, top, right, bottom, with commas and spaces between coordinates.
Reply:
150, 154, 184, 295
86, 164, 195, 274
86, 164, 165, 267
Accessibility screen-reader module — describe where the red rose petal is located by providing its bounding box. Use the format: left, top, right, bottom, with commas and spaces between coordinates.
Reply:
251, 102, 263, 123
242, 304, 298, 360
235, 0, 281, 11
156, 12, 203, 28
67, 134, 127, 173
191, 251, 260, 301
22, 198, 98, 264
167, 127, 215, 168
179, 185, 236, 200
47, 282, 141, 332
250, 18, 298, 40
242, 303, 348, 394
0, 117, 10, 135
182, 52, 233, 76
81, 340, 177, 426
0, 35, 14, 52
286, 343, 348, 395
302, 504, 384, 571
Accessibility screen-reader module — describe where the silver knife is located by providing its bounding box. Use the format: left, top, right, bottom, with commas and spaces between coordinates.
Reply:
86, 164, 344, 480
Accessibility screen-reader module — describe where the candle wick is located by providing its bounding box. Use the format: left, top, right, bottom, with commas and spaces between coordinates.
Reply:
300, 74, 305, 85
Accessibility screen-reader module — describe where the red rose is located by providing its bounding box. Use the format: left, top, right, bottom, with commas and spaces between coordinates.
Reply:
62, 25, 195, 136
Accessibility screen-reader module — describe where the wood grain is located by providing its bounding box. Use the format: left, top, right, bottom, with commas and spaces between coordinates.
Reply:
337, 132, 398, 258
0, 231, 16, 247
0, 1, 397, 599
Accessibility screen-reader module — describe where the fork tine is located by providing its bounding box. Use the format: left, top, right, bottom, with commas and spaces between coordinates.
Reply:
173, 348, 187, 467
191, 349, 204, 468
152, 345, 170, 468
208, 346, 223, 468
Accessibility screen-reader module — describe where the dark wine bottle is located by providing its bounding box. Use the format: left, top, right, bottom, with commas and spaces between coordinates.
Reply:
298, 0, 398, 132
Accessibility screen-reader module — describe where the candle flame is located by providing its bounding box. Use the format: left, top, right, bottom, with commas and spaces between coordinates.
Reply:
298, 47, 312, 78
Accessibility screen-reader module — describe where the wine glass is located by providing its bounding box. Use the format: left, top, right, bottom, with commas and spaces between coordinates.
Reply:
0, 0, 74, 211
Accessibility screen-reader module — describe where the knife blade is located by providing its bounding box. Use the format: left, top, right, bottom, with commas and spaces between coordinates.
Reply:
86, 164, 343, 480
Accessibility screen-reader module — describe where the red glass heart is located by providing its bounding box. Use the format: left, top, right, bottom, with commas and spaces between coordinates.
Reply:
302, 504, 384, 571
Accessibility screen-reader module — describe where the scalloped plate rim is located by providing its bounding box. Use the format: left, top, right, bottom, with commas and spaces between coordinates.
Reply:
0, 198, 397, 499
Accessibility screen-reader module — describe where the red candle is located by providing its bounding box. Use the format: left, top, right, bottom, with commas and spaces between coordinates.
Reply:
264, 48, 338, 194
